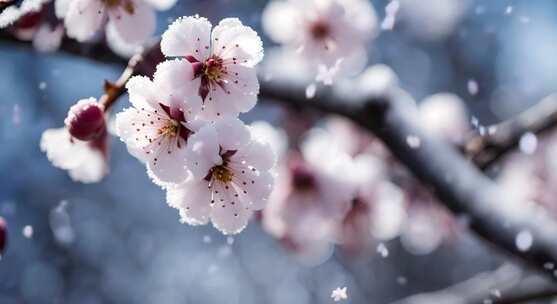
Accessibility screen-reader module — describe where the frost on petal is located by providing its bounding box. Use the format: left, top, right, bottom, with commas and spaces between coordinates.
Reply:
161, 15, 212, 60
167, 181, 211, 225
107, 0, 155, 44
65, 0, 106, 42
184, 124, 221, 180
210, 182, 252, 235
214, 117, 251, 151
211, 18, 264, 67
125, 75, 158, 109
40, 128, 107, 183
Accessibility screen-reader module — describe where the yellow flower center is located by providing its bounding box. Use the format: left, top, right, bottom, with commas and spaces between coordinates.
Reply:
211, 165, 234, 183
158, 120, 179, 138
103, 0, 135, 14
204, 57, 225, 82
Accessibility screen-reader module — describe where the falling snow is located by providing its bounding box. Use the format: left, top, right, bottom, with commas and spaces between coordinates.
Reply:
331, 287, 348, 302
22, 225, 33, 238
515, 230, 533, 252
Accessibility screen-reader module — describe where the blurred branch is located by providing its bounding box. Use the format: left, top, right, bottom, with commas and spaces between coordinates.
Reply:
466, 94, 557, 170
392, 264, 557, 304
4, 32, 557, 282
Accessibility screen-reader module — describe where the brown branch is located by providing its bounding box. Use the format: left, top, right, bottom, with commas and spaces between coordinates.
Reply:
4, 31, 557, 283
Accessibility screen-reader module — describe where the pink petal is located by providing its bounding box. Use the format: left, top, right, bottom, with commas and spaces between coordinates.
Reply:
166, 180, 211, 225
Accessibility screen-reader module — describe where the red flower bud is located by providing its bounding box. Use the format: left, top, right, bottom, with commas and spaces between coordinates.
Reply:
0, 217, 6, 256
65, 98, 106, 141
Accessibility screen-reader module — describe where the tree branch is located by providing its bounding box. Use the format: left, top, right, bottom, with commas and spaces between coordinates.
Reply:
4, 32, 557, 282
392, 263, 557, 304
467, 94, 557, 170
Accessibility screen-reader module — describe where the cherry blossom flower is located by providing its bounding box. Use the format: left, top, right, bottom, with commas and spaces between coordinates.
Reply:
161, 16, 263, 120
57, 0, 174, 44
41, 97, 110, 183
166, 118, 276, 234
115, 59, 203, 185
262, 0, 377, 82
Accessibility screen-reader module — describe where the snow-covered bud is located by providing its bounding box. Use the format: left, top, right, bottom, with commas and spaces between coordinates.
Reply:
0, 217, 6, 255
64, 98, 106, 141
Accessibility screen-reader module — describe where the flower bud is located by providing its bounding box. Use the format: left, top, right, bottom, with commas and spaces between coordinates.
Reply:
64, 98, 106, 141
0, 217, 6, 256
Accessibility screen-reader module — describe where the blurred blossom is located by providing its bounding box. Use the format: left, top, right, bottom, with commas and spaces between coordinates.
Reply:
418, 93, 469, 144
262, 0, 378, 84
397, 0, 469, 41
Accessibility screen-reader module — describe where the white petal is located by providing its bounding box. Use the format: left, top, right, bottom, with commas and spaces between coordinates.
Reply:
210, 182, 252, 234
55, 0, 73, 18
161, 15, 212, 60
233, 168, 274, 210
41, 128, 87, 169
184, 124, 221, 180
107, 0, 155, 44
221, 64, 259, 113
125, 75, 159, 109
214, 117, 251, 151
212, 18, 263, 67
142, 0, 176, 10
153, 59, 202, 115
145, 136, 190, 184
40, 128, 107, 183
166, 181, 211, 225
68, 148, 107, 183
65, 0, 106, 42
239, 140, 276, 172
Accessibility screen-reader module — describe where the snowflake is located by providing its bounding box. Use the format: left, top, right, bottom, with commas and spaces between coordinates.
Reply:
331, 287, 348, 302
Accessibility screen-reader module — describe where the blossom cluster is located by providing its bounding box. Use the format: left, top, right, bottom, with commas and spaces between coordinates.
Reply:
1, 0, 177, 56
262, 0, 378, 85
262, 67, 470, 259
42, 16, 275, 235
